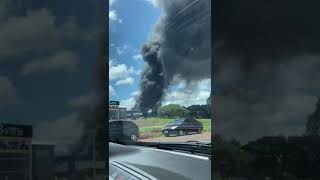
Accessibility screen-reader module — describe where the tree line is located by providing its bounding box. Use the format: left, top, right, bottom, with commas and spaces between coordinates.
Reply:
156, 104, 212, 118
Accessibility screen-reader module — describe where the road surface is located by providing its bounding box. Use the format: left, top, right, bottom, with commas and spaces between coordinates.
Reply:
139, 132, 211, 142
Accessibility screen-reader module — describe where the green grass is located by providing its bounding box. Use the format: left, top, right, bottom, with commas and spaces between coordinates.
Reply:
136, 118, 212, 138
139, 126, 163, 133
203, 125, 211, 132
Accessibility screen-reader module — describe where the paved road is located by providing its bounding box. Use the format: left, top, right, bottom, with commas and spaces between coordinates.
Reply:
139, 132, 211, 142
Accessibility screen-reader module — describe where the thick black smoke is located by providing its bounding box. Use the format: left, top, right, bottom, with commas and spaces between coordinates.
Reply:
136, 43, 165, 112
214, 0, 320, 143
69, 30, 107, 158
137, 0, 211, 111
305, 97, 320, 136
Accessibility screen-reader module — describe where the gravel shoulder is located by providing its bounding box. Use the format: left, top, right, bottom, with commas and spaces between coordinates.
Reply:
139, 132, 211, 142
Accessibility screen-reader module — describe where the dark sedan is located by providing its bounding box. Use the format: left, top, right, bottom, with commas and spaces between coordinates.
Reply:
109, 120, 139, 142
162, 118, 203, 137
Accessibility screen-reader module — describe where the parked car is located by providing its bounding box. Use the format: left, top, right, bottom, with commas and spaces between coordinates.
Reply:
162, 118, 203, 137
109, 120, 139, 142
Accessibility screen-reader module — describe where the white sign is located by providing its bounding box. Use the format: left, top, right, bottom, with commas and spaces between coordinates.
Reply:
109, 105, 119, 110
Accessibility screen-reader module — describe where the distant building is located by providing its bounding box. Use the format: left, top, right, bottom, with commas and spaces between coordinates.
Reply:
119, 107, 127, 120
0, 123, 56, 180
109, 101, 120, 120
32, 142, 55, 180
207, 93, 212, 106
126, 111, 143, 120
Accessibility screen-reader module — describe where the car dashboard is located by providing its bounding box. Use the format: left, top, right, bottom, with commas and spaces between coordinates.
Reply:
109, 142, 211, 180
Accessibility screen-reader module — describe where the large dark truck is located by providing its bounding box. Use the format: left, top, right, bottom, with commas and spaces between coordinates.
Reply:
109, 120, 139, 142
109, 101, 139, 142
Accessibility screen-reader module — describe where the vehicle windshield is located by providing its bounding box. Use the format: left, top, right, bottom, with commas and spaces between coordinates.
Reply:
168, 119, 185, 125
109, 0, 211, 144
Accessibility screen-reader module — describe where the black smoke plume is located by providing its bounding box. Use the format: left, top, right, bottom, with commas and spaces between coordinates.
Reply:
136, 42, 165, 113
305, 97, 320, 136
69, 30, 107, 158
214, 0, 320, 143
136, 0, 211, 111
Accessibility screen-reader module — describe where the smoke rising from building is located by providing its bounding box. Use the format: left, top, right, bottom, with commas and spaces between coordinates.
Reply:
213, 0, 320, 143
136, 0, 211, 112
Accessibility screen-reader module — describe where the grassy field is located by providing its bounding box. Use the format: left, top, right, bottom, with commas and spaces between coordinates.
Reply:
135, 118, 212, 139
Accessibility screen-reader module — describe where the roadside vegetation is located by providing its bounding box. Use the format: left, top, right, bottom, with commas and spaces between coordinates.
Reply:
133, 103, 212, 139
136, 118, 211, 139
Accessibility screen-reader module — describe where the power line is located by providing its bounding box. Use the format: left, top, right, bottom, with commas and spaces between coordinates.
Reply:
165, 0, 210, 33
175, 9, 211, 32
174, 0, 199, 19
165, 0, 201, 31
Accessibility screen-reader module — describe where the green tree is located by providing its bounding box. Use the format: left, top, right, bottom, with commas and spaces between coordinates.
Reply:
213, 135, 254, 178
157, 104, 190, 118
187, 105, 211, 118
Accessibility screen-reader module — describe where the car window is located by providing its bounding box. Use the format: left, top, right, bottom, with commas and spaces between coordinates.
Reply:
169, 119, 185, 125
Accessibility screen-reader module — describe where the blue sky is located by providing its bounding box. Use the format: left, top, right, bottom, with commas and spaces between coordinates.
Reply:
109, 0, 162, 106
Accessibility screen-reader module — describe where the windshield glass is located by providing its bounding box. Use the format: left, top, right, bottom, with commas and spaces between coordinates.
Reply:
109, 0, 211, 144
168, 119, 184, 125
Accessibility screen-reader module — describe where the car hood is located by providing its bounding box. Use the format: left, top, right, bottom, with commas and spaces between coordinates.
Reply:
163, 125, 179, 129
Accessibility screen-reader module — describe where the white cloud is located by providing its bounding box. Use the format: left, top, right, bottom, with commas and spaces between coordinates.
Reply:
68, 92, 98, 109
109, 61, 136, 81
121, 97, 136, 109
0, 76, 20, 106
133, 54, 143, 60
197, 78, 211, 91
0, 9, 57, 56
116, 44, 129, 55
162, 78, 211, 107
109, 0, 116, 6
21, 50, 78, 76
109, 85, 116, 97
117, 91, 141, 109
33, 113, 83, 149
116, 77, 134, 86
130, 90, 140, 96
109, 10, 117, 21
144, 0, 161, 7
109, 10, 123, 24
0, 9, 85, 58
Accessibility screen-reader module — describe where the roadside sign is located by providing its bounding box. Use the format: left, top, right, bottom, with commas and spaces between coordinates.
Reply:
109, 101, 119, 106
0, 123, 32, 138
109, 105, 119, 110
0, 123, 32, 154
109, 101, 119, 110
0, 137, 32, 154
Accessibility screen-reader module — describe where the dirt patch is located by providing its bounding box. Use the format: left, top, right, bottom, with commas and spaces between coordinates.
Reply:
139, 132, 211, 142
139, 130, 162, 139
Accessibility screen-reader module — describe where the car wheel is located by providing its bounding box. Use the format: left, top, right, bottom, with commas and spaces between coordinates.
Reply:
179, 130, 185, 136
130, 134, 138, 141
